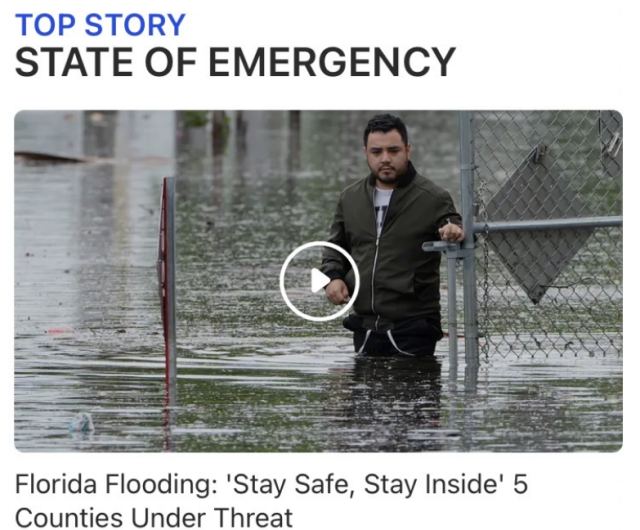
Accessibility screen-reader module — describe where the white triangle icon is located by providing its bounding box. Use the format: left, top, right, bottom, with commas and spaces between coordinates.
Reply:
311, 268, 331, 293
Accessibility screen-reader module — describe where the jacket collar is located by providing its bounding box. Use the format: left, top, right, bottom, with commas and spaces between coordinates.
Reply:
367, 160, 418, 189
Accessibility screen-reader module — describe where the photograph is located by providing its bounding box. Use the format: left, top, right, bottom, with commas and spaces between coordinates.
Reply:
14, 110, 622, 452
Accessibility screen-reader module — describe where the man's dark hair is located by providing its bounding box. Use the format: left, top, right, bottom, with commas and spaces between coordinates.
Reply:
363, 114, 409, 147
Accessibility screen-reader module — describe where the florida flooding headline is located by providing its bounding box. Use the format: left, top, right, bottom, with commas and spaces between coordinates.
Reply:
15, 472, 528, 528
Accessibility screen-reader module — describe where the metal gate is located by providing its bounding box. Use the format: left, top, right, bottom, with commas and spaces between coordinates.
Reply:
448, 111, 622, 363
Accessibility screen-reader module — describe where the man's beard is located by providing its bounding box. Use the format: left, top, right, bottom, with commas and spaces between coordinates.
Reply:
375, 172, 400, 185
371, 163, 407, 185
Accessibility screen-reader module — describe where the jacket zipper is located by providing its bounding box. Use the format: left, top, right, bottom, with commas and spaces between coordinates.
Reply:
371, 188, 379, 328
371, 187, 392, 332
372, 236, 381, 331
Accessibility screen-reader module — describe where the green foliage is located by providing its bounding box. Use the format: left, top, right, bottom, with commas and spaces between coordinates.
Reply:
183, 110, 209, 128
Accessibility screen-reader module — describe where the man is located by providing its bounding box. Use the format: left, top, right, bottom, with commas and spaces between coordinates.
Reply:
320, 114, 464, 357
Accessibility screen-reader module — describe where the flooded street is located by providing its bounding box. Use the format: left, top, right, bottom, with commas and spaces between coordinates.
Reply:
14, 111, 622, 452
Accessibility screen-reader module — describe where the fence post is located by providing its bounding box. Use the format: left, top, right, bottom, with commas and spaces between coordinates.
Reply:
165, 177, 177, 404
459, 111, 479, 363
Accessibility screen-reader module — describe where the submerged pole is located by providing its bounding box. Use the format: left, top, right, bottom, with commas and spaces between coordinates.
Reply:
446, 252, 458, 368
165, 177, 177, 402
422, 241, 460, 376
459, 111, 479, 364
158, 177, 177, 421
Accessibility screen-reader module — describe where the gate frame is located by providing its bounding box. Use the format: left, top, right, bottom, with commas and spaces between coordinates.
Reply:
455, 111, 622, 365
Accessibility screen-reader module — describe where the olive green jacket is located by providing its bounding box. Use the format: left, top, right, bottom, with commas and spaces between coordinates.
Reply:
321, 161, 462, 330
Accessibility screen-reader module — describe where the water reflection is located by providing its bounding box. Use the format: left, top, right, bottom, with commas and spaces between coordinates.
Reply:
327, 357, 444, 452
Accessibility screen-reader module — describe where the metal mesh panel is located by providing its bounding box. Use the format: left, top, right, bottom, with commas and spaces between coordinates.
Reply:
473, 111, 622, 358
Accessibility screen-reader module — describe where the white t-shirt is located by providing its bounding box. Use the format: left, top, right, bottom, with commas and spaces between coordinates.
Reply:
374, 188, 393, 237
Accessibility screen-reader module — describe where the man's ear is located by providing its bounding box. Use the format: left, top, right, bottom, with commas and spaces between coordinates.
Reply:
406, 143, 412, 157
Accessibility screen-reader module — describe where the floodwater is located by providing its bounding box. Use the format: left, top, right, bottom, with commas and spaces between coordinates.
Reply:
14, 111, 622, 452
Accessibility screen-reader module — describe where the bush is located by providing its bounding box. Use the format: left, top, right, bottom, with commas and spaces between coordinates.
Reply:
183, 111, 209, 128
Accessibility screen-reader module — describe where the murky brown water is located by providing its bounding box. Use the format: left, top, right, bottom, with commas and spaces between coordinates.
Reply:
14, 111, 622, 452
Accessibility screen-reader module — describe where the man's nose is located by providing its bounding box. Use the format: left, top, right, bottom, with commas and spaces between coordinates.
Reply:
380, 150, 391, 163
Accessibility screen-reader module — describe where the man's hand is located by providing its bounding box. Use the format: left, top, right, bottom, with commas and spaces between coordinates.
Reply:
439, 221, 465, 242
325, 279, 350, 305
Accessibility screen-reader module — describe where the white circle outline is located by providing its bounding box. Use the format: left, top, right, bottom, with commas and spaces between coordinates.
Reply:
279, 241, 360, 322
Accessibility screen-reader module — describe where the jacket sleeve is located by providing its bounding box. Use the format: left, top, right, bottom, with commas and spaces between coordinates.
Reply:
320, 194, 352, 281
435, 190, 463, 234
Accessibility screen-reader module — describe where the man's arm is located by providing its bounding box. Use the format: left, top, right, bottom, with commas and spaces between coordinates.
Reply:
435, 190, 465, 242
320, 194, 352, 280
320, 195, 353, 305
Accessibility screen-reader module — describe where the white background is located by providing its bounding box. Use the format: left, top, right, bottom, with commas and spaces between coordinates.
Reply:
3, 1, 635, 529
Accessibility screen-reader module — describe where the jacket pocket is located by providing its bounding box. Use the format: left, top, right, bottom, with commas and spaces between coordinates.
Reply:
385, 270, 415, 298
413, 272, 439, 302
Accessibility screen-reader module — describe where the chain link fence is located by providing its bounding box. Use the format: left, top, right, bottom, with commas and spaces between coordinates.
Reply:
470, 111, 622, 358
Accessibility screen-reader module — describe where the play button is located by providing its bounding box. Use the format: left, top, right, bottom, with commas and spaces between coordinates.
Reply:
311, 268, 331, 293
279, 241, 360, 322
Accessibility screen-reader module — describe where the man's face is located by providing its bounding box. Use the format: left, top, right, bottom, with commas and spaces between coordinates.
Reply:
364, 130, 411, 188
